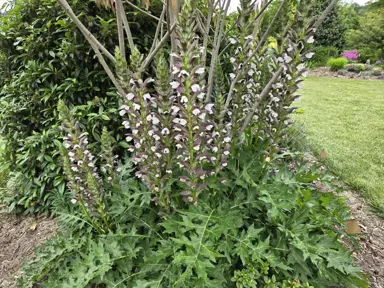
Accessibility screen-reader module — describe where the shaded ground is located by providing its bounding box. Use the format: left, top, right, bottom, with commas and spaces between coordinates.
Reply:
0, 213, 57, 288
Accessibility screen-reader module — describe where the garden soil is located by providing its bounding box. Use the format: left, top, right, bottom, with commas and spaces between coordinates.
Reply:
0, 213, 58, 288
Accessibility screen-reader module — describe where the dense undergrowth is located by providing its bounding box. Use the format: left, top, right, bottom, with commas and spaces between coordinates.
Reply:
0, 0, 369, 287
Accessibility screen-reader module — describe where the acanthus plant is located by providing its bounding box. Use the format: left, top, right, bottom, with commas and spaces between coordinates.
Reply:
57, 0, 340, 212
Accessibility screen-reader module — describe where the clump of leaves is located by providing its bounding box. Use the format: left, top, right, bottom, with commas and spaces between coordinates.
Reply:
20, 154, 367, 287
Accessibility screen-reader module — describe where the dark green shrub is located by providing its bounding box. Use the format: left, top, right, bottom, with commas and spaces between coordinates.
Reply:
309, 46, 339, 68
345, 63, 364, 72
328, 57, 348, 71
0, 0, 161, 213
372, 68, 382, 76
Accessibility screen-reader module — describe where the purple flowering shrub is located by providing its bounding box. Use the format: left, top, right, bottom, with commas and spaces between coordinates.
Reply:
341, 50, 359, 60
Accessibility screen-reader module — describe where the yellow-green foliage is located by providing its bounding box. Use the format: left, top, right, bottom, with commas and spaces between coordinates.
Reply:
328, 57, 348, 71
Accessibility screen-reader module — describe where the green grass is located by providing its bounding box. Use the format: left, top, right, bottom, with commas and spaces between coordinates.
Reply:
295, 76, 384, 212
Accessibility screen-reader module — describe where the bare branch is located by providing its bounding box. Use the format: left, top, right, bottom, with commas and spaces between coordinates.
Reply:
116, 0, 126, 56
223, 0, 287, 115
89, 41, 126, 96
57, 0, 115, 62
140, 22, 177, 72
118, 0, 135, 52
255, 0, 287, 51
124, 0, 167, 24
201, 0, 214, 65
149, 4, 167, 54
238, 66, 284, 136
206, 0, 231, 103
314, 0, 339, 29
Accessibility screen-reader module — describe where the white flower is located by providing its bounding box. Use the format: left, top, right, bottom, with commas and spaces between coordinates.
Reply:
224, 150, 230, 156
305, 52, 314, 59
126, 93, 135, 100
172, 66, 180, 74
173, 118, 180, 124
206, 125, 213, 131
161, 128, 170, 135
143, 93, 151, 100
88, 162, 95, 168
229, 73, 236, 80
170, 81, 180, 89
71, 166, 78, 172
153, 134, 160, 141
171, 106, 180, 114
164, 148, 170, 154
191, 84, 200, 92
248, 69, 255, 76
205, 103, 214, 114
229, 38, 237, 44
133, 103, 140, 110
155, 153, 161, 158
193, 145, 200, 151
222, 162, 228, 167
212, 147, 218, 153
224, 137, 231, 143
68, 152, 75, 157
195, 67, 205, 74
151, 146, 157, 152
193, 125, 199, 130
284, 55, 293, 63
122, 121, 130, 129
244, 35, 253, 40
181, 96, 188, 103
148, 130, 154, 136
146, 115, 152, 121
136, 122, 141, 128
307, 36, 314, 44
71, 198, 77, 204
152, 116, 160, 125
197, 93, 205, 100
166, 170, 172, 174
286, 74, 292, 81
132, 129, 139, 135
180, 119, 187, 126
230, 57, 236, 63
176, 143, 183, 149
180, 70, 190, 76
119, 110, 126, 116
211, 157, 216, 161
135, 143, 141, 149
199, 112, 206, 120
128, 147, 134, 152
126, 136, 133, 142
192, 109, 200, 116
297, 63, 305, 71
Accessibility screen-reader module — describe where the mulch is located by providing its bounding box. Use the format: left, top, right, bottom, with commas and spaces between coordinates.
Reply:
0, 213, 58, 288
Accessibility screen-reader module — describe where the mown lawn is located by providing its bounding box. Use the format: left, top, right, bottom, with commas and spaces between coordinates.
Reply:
295, 76, 384, 211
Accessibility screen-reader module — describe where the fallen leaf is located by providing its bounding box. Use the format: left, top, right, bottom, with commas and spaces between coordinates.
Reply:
319, 149, 327, 159
30, 221, 38, 231
346, 219, 361, 234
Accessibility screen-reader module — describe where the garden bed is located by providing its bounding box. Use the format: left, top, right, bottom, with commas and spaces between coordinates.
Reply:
310, 67, 384, 80
0, 213, 58, 288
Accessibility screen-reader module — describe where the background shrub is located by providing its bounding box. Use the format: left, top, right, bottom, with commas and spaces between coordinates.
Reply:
328, 57, 348, 71
0, 0, 161, 213
309, 46, 339, 68
345, 63, 365, 72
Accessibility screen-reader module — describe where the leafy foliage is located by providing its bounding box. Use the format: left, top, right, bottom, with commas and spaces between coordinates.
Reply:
20, 151, 367, 287
327, 57, 348, 71
0, 0, 161, 213
308, 46, 339, 67
346, 9, 384, 62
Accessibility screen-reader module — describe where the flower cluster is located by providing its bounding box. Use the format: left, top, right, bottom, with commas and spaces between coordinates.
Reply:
117, 0, 231, 207
342, 50, 358, 60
